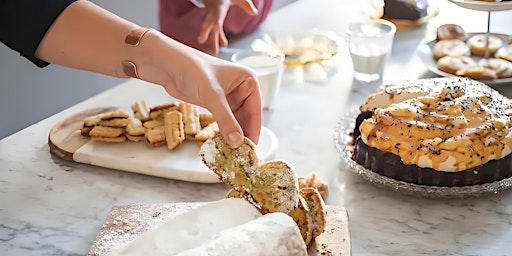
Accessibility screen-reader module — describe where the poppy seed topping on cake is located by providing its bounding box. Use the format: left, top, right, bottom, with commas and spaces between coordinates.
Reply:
352, 77, 512, 186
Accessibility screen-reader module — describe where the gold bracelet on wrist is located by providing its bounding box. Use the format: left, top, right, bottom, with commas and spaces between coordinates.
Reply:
122, 27, 151, 79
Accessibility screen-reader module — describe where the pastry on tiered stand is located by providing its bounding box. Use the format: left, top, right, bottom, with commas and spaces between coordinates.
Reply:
351, 77, 512, 187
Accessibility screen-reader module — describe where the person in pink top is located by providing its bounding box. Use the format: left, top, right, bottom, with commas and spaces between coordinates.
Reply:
159, 0, 273, 56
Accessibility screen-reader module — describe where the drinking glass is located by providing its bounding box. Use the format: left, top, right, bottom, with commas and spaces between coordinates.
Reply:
347, 19, 396, 84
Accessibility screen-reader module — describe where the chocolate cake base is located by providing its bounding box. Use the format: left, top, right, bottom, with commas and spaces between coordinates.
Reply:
352, 112, 512, 187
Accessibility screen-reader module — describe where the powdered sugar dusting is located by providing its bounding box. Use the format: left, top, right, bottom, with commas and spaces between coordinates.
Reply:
199, 139, 217, 164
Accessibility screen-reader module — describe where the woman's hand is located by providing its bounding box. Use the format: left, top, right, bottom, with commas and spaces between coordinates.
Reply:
140, 31, 262, 147
198, 0, 258, 56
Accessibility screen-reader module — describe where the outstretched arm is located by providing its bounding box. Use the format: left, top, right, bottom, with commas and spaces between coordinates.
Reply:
34, 0, 262, 147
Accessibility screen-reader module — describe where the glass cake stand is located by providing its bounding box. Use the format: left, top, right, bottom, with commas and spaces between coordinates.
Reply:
333, 109, 512, 199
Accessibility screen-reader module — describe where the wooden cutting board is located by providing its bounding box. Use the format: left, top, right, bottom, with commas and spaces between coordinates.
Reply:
48, 107, 278, 183
87, 203, 351, 256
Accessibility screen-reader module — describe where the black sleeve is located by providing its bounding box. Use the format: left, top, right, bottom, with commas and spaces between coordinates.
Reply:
0, 0, 76, 67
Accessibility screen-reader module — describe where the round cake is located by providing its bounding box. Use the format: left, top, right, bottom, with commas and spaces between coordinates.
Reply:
351, 77, 512, 187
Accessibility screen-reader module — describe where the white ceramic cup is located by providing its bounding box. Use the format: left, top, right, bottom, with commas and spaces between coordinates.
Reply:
232, 50, 285, 110
347, 19, 396, 84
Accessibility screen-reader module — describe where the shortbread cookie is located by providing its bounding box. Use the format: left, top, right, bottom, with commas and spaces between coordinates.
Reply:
84, 111, 129, 127
180, 102, 201, 136
149, 102, 179, 120
88, 126, 126, 143
145, 125, 166, 147
80, 124, 93, 136
89, 126, 125, 138
299, 187, 326, 238
126, 118, 146, 136
96, 118, 129, 128
90, 136, 126, 143
194, 122, 219, 141
199, 113, 216, 127
200, 134, 299, 214
142, 119, 165, 129
126, 134, 145, 142
131, 100, 151, 122
125, 118, 146, 142
164, 110, 185, 150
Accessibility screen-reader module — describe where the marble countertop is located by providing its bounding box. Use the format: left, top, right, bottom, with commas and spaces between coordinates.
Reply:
2, 0, 512, 255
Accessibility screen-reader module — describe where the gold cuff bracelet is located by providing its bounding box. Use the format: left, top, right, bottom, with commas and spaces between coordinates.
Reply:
122, 27, 151, 79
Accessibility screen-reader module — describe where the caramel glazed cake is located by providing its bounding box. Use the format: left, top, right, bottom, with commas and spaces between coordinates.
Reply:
351, 77, 512, 187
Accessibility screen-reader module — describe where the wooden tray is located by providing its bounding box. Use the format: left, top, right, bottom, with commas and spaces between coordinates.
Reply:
48, 107, 278, 183
87, 203, 351, 256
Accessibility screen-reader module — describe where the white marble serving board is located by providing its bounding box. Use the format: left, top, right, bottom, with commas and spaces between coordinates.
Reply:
49, 107, 278, 183
73, 126, 277, 183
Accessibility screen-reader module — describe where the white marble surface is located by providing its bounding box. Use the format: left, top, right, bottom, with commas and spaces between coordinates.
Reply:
2, 0, 512, 255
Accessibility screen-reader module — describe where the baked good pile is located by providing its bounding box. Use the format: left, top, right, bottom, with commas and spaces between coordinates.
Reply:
351, 77, 512, 187
80, 100, 219, 150
433, 24, 512, 80
200, 134, 328, 246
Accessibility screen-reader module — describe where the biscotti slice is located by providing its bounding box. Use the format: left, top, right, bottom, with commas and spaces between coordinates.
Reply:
200, 134, 299, 214
254, 160, 299, 214
299, 187, 326, 238
200, 134, 259, 189
288, 195, 314, 245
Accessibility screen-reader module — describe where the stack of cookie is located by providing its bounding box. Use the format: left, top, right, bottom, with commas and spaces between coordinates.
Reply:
80, 100, 219, 151
81, 111, 130, 143
199, 134, 327, 246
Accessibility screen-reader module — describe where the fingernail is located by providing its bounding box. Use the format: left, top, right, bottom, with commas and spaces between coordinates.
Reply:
228, 131, 244, 148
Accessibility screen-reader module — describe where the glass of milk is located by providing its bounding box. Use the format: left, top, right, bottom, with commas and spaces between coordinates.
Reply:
231, 50, 284, 110
347, 19, 396, 85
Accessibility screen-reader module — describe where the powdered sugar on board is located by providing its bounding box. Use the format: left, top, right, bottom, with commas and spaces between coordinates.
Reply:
87, 202, 351, 256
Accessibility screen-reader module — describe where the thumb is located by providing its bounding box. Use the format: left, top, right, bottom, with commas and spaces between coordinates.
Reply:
207, 94, 245, 148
